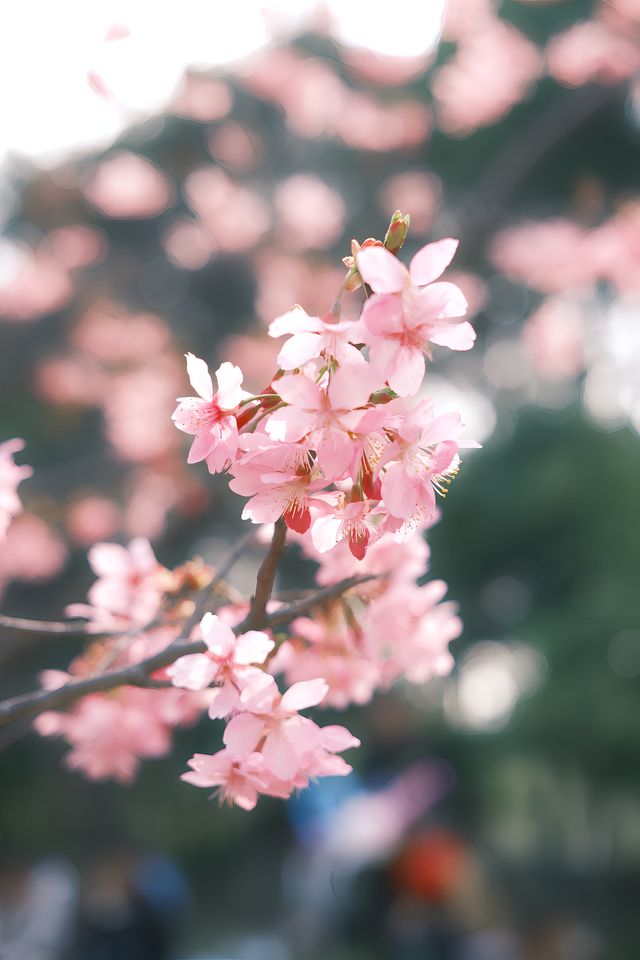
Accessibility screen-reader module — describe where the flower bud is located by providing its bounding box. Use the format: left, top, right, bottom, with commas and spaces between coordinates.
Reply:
384, 210, 411, 254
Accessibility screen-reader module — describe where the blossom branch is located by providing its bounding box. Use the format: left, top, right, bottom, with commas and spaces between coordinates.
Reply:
0, 572, 370, 730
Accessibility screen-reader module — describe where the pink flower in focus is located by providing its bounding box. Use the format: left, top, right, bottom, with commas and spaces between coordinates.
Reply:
224, 674, 329, 780
265, 365, 381, 479
168, 612, 274, 719
357, 239, 473, 396
223, 672, 359, 783
376, 398, 476, 531
271, 617, 380, 709
311, 498, 383, 560
0, 439, 32, 540
268, 305, 365, 370
230, 439, 335, 534
172, 354, 250, 474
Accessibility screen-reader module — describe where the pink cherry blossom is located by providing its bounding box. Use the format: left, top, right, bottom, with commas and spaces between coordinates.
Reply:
172, 353, 250, 474
181, 750, 271, 810
230, 438, 335, 534
224, 674, 330, 780
168, 612, 274, 719
311, 498, 383, 560
0, 439, 32, 540
375, 398, 477, 532
268, 305, 365, 370
265, 365, 381, 479
357, 239, 474, 396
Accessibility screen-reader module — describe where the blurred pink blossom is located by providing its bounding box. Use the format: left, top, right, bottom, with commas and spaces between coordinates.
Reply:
208, 121, 263, 172
254, 251, 344, 326
72, 302, 172, 363
66, 496, 122, 546
443, 0, 495, 41
184, 167, 271, 252
47, 226, 107, 269
274, 174, 345, 250
0, 514, 67, 591
379, 172, 442, 235
0, 243, 73, 322
343, 49, 434, 87
81, 152, 175, 219
338, 94, 432, 151
433, 19, 542, 135
546, 20, 640, 87
162, 218, 215, 270
103, 360, 183, 462
490, 219, 597, 292
35, 355, 107, 406
523, 295, 586, 379
241, 48, 431, 150
172, 73, 234, 121
0, 439, 32, 539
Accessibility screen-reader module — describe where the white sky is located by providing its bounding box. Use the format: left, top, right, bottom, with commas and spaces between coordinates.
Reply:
0, 0, 446, 169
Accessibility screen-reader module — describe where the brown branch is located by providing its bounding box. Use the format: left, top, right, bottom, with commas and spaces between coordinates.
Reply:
238, 518, 287, 631
263, 575, 376, 631
0, 637, 208, 728
0, 613, 106, 637
0, 573, 374, 731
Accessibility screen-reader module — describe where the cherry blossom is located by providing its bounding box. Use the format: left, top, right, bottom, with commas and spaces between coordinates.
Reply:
168, 613, 274, 718
172, 353, 250, 473
268, 305, 364, 370
357, 239, 474, 396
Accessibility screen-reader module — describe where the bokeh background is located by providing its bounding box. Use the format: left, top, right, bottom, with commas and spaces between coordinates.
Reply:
1, 1, 640, 957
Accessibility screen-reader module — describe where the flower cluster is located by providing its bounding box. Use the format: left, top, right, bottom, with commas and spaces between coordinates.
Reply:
30, 213, 478, 810
165, 215, 477, 808
34, 538, 205, 783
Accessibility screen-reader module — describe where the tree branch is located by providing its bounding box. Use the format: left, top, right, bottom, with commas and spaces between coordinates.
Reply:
0, 572, 374, 730
239, 518, 287, 631
0, 613, 105, 637
263, 575, 376, 631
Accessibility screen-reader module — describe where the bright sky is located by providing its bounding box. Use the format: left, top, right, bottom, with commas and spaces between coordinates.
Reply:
0, 0, 446, 169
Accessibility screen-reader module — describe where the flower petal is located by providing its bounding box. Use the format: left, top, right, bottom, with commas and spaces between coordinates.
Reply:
223, 713, 265, 755
409, 238, 458, 287
357, 246, 409, 294
280, 678, 328, 713
186, 352, 213, 402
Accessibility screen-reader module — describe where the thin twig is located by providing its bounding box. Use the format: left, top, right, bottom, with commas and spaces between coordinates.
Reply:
0, 613, 106, 637
263, 575, 376, 631
182, 528, 257, 637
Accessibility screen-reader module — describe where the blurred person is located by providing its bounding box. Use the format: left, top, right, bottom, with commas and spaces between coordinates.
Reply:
74, 850, 172, 960
0, 857, 77, 960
